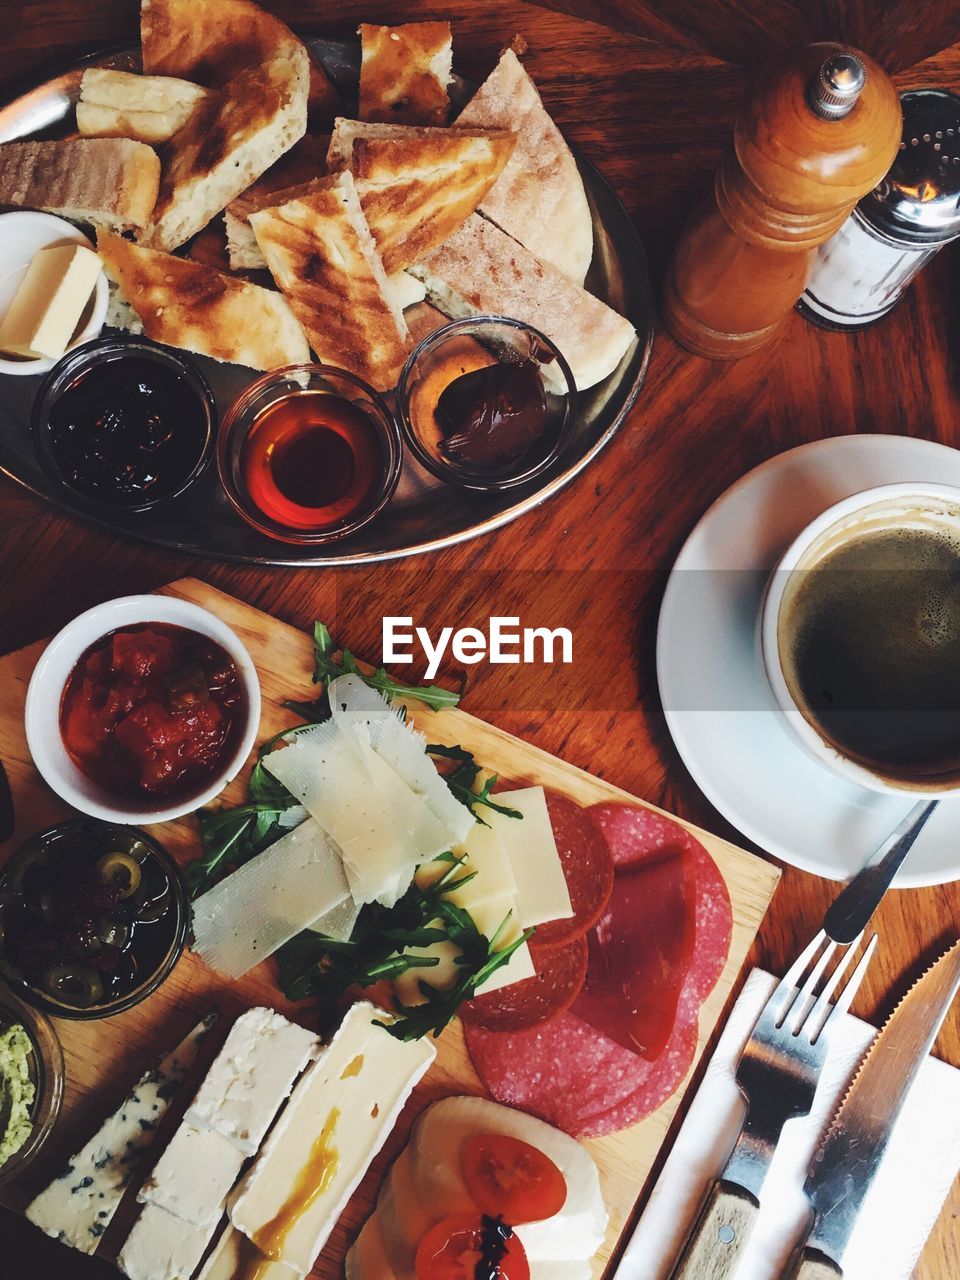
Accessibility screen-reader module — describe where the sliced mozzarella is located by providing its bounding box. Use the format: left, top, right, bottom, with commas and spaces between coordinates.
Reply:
407, 1096, 607, 1262
486, 788, 573, 927
376, 1148, 450, 1279
329, 675, 475, 845
229, 1002, 435, 1275
264, 720, 450, 905
191, 819, 352, 979
345, 1213, 399, 1280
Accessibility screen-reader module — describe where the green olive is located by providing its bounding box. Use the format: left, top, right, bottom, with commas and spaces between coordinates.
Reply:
96, 852, 142, 899
42, 963, 105, 1008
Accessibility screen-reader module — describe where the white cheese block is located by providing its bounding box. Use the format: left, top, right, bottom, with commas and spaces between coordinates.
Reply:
26, 1014, 217, 1254
198, 1226, 300, 1280
229, 1001, 435, 1275
406, 1096, 606, 1263
191, 818, 352, 979
487, 788, 573, 928
376, 1148, 434, 1279
118, 1203, 218, 1280
264, 720, 451, 906
329, 675, 475, 845
137, 1124, 245, 1226
186, 1008, 318, 1157
0, 243, 102, 359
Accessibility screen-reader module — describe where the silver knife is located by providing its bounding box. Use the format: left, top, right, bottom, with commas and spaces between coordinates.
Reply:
787, 936, 960, 1280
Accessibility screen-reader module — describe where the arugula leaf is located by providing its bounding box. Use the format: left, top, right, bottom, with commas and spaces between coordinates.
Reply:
310, 622, 463, 712
427, 744, 523, 824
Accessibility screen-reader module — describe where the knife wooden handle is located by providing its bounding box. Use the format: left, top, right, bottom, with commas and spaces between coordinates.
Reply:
667, 1180, 760, 1280
790, 1249, 843, 1280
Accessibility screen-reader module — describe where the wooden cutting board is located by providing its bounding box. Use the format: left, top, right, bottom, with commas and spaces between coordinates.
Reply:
0, 579, 780, 1277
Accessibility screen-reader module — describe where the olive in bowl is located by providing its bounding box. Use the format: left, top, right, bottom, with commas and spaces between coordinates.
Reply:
0, 820, 188, 1019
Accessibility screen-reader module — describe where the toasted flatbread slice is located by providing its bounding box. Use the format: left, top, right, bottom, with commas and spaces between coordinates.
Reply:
0, 138, 159, 232
410, 214, 635, 391
97, 230, 309, 370
324, 119, 515, 272
224, 134, 328, 269
146, 46, 309, 251
358, 22, 452, 126
250, 171, 409, 390
457, 49, 593, 285
77, 69, 211, 144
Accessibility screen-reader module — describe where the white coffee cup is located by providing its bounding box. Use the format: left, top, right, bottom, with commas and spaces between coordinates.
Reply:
760, 481, 960, 797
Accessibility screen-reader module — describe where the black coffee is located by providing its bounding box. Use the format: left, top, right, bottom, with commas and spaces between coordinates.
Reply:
779, 525, 960, 780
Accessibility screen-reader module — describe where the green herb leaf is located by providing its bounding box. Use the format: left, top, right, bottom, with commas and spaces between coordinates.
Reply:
427, 744, 523, 824
312, 622, 462, 712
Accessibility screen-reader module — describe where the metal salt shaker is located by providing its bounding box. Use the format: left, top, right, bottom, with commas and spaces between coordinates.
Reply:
800, 89, 960, 329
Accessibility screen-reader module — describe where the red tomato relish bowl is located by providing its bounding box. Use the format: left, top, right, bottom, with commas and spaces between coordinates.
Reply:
24, 595, 261, 825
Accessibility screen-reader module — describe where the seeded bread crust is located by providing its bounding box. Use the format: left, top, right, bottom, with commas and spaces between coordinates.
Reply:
358, 22, 453, 126
0, 138, 160, 232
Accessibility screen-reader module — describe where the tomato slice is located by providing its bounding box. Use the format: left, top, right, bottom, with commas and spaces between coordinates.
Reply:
415, 1213, 530, 1280
461, 1134, 567, 1224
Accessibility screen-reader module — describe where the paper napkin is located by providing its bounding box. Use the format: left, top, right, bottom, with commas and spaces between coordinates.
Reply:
618, 968, 960, 1280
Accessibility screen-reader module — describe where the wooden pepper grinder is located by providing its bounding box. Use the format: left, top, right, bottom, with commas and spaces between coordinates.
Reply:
663, 43, 902, 359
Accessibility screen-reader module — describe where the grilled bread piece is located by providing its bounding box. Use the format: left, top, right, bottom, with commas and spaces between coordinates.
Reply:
358, 22, 452, 126
250, 170, 409, 390
146, 46, 309, 251
0, 138, 159, 232
410, 214, 635, 391
325, 119, 516, 272
224, 133, 328, 269
227, 177, 329, 270
457, 49, 593, 285
98, 230, 309, 369
76, 69, 211, 144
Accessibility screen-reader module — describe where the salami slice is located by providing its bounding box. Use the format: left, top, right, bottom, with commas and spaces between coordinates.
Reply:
532, 792, 614, 948
460, 937, 588, 1032
463, 802, 732, 1138
589, 803, 732, 1001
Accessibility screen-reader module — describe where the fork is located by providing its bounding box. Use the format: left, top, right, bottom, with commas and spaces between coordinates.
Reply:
666, 929, 878, 1280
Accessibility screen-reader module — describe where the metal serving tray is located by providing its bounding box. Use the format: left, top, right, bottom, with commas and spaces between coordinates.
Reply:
0, 39, 654, 566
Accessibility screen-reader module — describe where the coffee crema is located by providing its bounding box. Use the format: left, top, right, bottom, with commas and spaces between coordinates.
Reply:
778, 524, 960, 783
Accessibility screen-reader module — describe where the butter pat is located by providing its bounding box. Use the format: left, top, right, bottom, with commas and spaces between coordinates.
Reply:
0, 243, 102, 360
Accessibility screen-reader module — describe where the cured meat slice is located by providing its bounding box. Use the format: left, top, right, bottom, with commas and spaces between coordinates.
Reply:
588, 803, 732, 1001
460, 937, 588, 1032
532, 792, 614, 948
464, 803, 732, 1138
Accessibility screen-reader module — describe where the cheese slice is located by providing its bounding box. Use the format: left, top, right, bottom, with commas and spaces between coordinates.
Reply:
329, 675, 475, 846
346, 1213, 398, 1280
308, 893, 361, 942
118, 1204, 218, 1280
0, 243, 102, 360
416, 821, 516, 900
199, 1226, 300, 1280
263, 720, 451, 905
229, 1001, 435, 1275
191, 817, 352, 978
26, 1013, 217, 1254
185, 1008, 318, 1157
137, 1123, 245, 1226
487, 787, 573, 928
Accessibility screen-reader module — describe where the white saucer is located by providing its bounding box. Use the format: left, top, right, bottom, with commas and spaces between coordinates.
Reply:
656, 434, 960, 887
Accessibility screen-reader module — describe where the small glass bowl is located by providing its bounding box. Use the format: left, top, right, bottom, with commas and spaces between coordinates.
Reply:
0, 989, 64, 1185
0, 819, 189, 1021
217, 363, 402, 545
395, 316, 578, 492
32, 336, 217, 514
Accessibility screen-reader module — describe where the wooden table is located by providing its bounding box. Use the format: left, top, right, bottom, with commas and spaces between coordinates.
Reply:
1, 1, 958, 1276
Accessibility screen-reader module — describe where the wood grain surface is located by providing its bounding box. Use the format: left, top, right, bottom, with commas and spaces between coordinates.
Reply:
0, 578, 779, 1278
0, 1, 958, 1277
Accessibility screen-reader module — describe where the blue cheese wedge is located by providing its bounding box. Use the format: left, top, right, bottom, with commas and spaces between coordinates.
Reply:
229, 1001, 435, 1275
185, 1008, 318, 1157
137, 1123, 245, 1226
198, 1225, 299, 1280
118, 1202, 218, 1280
26, 1013, 217, 1254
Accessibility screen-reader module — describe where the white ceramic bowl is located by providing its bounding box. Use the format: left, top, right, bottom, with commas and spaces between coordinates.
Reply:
0, 211, 109, 377
25, 595, 261, 824
760, 481, 960, 797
